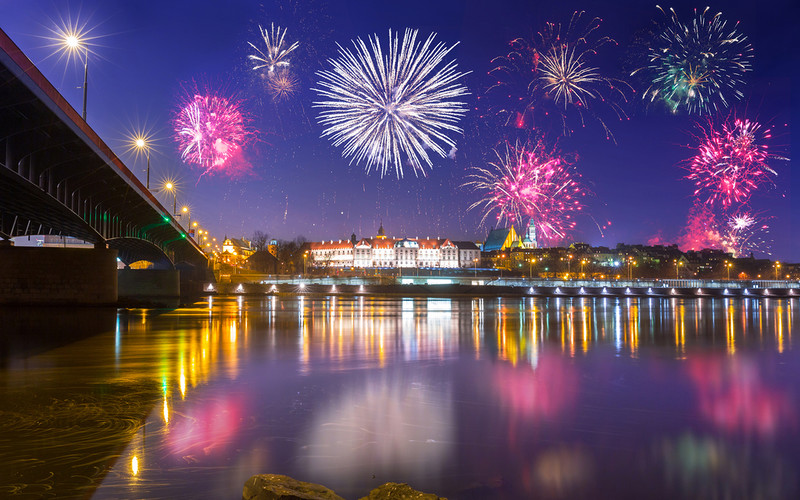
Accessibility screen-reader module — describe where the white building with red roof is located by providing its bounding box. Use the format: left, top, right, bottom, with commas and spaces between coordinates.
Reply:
307, 223, 480, 270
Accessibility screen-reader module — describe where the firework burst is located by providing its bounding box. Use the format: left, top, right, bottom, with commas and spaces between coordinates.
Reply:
686, 117, 782, 208
248, 24, 300, 74
465, 141, 584, 245
723, 212, 771, 257
487, 11, 630, 141
173, 87, 252, 176
267, 71, 299, 100
633, 6, 753, 114
314, 28, 470, 178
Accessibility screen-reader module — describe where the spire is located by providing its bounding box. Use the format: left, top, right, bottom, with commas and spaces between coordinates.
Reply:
377, 220, 386, 239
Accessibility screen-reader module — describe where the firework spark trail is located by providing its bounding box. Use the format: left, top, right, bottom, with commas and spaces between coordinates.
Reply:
314, 28, 470, 178
633, 6, 753, 114
686, 117, 782, 209
465, 141, 584, 245
173, 88, 252, 177
487, 11, 630, 141
248, 24, 299, 74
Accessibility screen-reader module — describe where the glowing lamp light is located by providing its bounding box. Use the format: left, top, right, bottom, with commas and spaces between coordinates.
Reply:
235, 284, 244, 293
132, 456, 139, 476
206, 283, 215, 292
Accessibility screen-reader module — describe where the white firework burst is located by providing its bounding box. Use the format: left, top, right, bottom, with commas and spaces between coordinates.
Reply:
248, 24, 299, 74
539, 44, 602, 108
313, 28, 469, 178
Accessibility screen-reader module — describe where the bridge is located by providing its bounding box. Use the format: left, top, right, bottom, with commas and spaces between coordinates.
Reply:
0, 28, 208, 304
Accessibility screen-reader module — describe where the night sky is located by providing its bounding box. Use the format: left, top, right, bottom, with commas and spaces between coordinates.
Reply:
1, 0, 797, 259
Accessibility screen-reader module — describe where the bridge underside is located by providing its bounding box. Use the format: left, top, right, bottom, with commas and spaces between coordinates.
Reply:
108, 237, 174, 270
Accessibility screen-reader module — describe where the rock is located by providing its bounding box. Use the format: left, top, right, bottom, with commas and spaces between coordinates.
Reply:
358, 482, 446, 500
243, 474, 346, 500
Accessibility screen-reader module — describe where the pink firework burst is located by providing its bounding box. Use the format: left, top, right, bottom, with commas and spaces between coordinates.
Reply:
173, 88, 253, 176
465, 140, 585, 245
686, 117, 781, 208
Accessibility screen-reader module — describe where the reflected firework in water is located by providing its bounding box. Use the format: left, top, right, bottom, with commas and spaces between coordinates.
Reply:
300, 380, 454, 486
687, 356, 795, 437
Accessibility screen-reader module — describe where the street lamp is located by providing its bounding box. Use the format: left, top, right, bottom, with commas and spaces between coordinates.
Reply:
303, 251, 309, 276
63, 33, 89, 121
674, 259, 683, 279
181, 206, 190, 228
132, 136, 153, 189
529, 257, 537, 279
725, 261, 732, 280
164, 181, 176, 215
775, 261, 781, 280
627, 257, 636, 280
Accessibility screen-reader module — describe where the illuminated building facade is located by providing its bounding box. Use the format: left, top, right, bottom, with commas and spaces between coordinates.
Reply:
308, 224, 480, 269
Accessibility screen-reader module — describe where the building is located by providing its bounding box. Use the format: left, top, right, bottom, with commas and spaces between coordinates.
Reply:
307, 224, 481, 269
221, 236, 255, 265
482, 227, 521, 252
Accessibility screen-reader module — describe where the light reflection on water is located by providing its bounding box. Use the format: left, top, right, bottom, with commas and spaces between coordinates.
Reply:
0, 296, 798, 499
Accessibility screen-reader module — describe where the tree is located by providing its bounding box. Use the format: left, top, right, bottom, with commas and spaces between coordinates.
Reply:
251, 231, 269, 251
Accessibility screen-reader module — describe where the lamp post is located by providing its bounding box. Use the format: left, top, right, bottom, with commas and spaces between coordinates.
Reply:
775, 261, 781, 280
725, 261, 732, 280
164, 182, 176, 215
133, 136, 152, 189
474, 257, 478, 277
529, 257, 536, 279
627, 257, 635, 281
181, 206, 190, 228
64, 34, 88, 121
674, 260, 683, 279
303, 251, 309, 276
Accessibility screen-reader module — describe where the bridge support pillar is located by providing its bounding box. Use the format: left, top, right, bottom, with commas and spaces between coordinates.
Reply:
118, 269, 180, 303
0, 246, 118, 305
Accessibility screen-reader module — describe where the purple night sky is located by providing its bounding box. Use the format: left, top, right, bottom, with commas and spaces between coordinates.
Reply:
1, 0, 796, 259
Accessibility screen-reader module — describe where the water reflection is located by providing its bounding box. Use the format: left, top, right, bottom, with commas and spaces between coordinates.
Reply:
0, 296, 797, 499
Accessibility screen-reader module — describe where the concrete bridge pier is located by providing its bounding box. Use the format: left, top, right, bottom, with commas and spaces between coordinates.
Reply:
0, 245, 118, 305
117, 268, 180, 303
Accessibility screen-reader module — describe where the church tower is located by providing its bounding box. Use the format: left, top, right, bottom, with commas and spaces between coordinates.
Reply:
524, 219, 538, 249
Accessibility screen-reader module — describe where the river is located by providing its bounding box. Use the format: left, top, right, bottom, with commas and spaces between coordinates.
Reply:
1, 295, 797, 499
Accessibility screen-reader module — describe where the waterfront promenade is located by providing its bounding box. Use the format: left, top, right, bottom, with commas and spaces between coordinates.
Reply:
207, 274, 800, 298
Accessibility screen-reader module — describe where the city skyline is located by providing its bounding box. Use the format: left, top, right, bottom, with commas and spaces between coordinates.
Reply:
1, 0, 796, 259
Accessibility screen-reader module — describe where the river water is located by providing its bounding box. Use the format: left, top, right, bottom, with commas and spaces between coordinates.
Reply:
0, 295, 798, 499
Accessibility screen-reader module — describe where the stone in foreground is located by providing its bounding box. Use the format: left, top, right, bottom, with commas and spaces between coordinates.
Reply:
358, 482, 446, 500
243, 474, 345, 500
